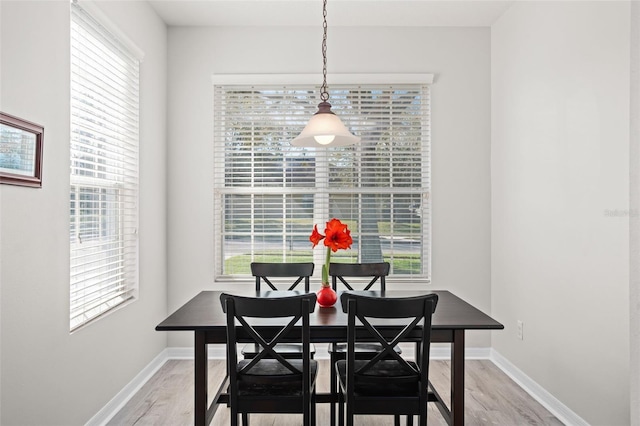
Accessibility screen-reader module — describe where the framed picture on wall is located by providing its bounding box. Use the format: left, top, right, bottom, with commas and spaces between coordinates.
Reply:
0, 112, 44, 188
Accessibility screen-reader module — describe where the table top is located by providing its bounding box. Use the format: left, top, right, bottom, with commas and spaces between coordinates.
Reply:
156, 290, 504, 332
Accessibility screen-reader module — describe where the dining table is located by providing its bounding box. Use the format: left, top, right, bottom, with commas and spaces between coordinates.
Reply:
156, 289, 504, 426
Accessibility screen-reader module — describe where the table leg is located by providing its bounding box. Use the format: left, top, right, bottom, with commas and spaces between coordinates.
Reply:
195, 331, 208, 426
451, 330, 465, 426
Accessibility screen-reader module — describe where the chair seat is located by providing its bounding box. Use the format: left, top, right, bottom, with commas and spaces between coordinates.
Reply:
236, 359, 319, 396
329, 342, 402, 356
241, 343, 316, 359
335, 359, 420, 396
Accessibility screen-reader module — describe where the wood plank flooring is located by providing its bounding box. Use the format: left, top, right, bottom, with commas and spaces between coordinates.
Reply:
108, 358, 563, 425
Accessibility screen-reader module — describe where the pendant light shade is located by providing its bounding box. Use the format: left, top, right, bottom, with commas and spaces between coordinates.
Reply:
292, 0, 360, 148
292, 101, 361, 147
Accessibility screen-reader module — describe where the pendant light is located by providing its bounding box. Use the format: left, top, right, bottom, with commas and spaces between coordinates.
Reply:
292, 0, 360, 148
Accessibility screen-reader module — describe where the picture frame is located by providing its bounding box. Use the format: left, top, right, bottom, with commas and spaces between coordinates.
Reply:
0, 112, 44, 188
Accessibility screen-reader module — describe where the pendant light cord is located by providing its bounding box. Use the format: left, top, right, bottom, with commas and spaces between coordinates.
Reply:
320, 0, 329, 102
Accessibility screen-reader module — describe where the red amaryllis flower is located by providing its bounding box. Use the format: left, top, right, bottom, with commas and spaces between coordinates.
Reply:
309, 218, 353, 286
310, 224, 324, 248
323, 218, 353, 252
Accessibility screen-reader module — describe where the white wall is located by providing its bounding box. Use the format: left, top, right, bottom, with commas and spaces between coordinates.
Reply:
491, 2, 631, 425
629, 3, 639, 424
0, 1, 167, 424
166, 26, 493, 348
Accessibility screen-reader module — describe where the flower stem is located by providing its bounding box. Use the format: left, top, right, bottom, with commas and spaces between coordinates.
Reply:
322, 246, 331, 285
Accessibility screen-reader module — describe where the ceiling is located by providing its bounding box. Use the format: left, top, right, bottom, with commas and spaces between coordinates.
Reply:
147, 0, 514, 27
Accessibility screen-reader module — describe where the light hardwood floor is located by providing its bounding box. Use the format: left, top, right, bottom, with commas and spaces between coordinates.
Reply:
108, 358, 563, 425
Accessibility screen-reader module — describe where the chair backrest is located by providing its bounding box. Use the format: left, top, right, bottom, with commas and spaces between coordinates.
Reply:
329, 262, 390, 291
251, 262, 315, 292
339, 292, 438, 399
220, 292, 317, 396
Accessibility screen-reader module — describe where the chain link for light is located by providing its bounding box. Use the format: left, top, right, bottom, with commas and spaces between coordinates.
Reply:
320, 0, 329, 102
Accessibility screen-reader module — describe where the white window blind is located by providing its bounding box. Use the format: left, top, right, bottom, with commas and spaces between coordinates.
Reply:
213, 78, 431, 281
70, 2, 139, 331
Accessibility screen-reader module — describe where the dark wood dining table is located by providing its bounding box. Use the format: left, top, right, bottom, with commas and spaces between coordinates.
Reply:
156, 289, 503, 426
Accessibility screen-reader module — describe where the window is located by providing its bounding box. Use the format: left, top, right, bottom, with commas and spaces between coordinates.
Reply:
213, 75, 431, 281
70, 2, 139, 331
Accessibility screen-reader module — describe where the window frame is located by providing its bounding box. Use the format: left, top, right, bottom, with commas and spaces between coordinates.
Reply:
212, 74, 433, 284
69, 1, 141, 331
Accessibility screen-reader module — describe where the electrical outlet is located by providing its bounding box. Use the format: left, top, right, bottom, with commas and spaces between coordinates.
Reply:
517, 320, 524, 340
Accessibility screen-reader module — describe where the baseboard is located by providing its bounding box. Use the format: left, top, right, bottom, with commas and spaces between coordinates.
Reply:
85, 349, 170, 426
167, 345, 228, 359
490, 349, 589, 426
398, 343, 491, 360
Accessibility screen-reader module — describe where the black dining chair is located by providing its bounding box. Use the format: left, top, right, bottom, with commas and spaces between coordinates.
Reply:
327, 262, 402, 425
335, 292, 439, 426
241, 262, 316, 360
220, 292, 318, 426
252, 262, 314, 292
330, 262, 390, 292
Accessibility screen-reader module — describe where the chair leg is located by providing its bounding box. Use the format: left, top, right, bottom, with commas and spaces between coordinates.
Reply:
346, 402, 354, 426
304, 387, 315, 426
304, 402, 310, 426
420, 408, 427, 426
394, 415, 401, 426
338, 391, 345, 426
241, 412, 249, 426
231, 409, 238, 426
330, 352, 337, 426
407, 414, 414, 426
